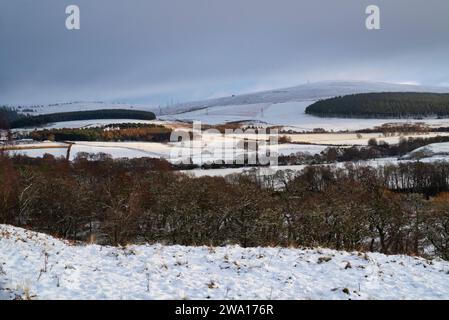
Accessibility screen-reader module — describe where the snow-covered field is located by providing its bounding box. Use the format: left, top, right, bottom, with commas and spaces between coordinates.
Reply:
1, 142, 68, 149
12, 119, 168, 132
6, 80, 449, 171
185, 156, 449, 177
1, 225, 449, 300
288, 132, 449, 146
70, 141, 326, 163
6, 139, 449, 178
184, 158, 400, 177
6, 140, 449, 177
1, 142, 69, 158
2, 136, 329, 164
164, 101, 449, 131
7, 148, 68, 159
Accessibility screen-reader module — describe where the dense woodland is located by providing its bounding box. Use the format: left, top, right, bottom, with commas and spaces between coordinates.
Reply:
2, 153, 449, 260
7, 109, 156, 129
306, 93, 449, 118
28, 123, 172, 143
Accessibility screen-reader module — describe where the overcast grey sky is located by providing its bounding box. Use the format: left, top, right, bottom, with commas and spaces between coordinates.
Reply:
1, 0, 449, 105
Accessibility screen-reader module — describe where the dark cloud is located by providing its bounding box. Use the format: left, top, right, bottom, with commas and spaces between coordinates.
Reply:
1, 0, 448, 105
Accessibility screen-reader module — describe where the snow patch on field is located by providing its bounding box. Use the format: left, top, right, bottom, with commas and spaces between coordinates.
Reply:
1, 225, 449, 300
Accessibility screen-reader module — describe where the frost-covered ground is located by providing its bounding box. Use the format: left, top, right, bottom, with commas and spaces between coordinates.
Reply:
1, 225, 449, 300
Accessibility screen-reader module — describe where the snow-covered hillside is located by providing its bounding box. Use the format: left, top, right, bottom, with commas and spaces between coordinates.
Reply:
163, 100, 449, 130
161, 81, 449, 128
404, 142, 449, 160
164, 81, 449, 115
17, 81, 449, 119
18, 102, 155, 115
1, 224, 449, 300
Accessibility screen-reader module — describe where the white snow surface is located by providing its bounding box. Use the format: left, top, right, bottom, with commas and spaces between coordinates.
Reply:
159, 81, 449, 129
406, 142, 449, 159
1, 225, 449, 300
164, 81, 449, 115
2, 138, 329, 164
164, 101, 449, 131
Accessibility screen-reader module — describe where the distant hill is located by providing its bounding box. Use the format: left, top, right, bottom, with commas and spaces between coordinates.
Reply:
165, 81, 449, 115
9, 81, 449, 118
305, 92, 449, 118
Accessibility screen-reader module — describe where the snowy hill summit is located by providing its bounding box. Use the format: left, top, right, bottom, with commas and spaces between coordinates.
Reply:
1, 224, 449, 300
16, 101, 153, 116
160, 81, 449, 126
165, 80, 449, 115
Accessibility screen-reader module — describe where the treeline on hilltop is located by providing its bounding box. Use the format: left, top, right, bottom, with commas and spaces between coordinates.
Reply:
28, 123, 172, 143
2, 153, 449, 259
8, 109, 156, 129
305, 92, 449, 118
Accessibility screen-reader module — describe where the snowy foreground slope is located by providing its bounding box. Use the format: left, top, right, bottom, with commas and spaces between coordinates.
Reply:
1, 225, 449, 300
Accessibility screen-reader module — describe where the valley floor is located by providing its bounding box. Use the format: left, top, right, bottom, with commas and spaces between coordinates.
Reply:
1, 225, 449, 300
